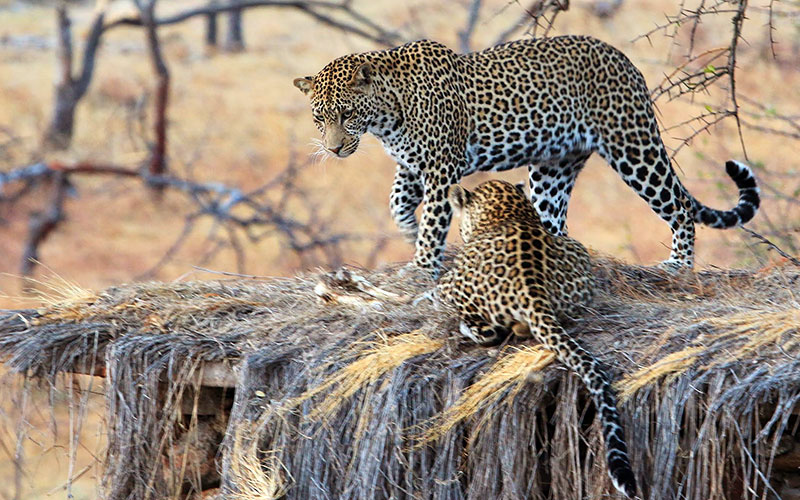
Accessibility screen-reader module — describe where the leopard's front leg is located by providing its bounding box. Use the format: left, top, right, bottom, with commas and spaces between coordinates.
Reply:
411, 169, 459, 278
389, 165, 423, 243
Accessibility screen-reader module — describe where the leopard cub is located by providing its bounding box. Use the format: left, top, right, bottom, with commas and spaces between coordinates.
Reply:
437, 180, 637, 498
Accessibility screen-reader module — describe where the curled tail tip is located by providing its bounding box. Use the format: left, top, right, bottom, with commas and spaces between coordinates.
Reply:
695, 159, 760, 228
725, 159, 758, 190
726, 159, 761, 223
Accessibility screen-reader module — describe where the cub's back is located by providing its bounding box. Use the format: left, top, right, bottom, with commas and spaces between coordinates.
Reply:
451, 212, 593, 321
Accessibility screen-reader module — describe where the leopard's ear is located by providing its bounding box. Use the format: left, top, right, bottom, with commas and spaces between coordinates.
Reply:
349, 62, 373, 94
448, 185, 471, 214
293, 76, 314, 95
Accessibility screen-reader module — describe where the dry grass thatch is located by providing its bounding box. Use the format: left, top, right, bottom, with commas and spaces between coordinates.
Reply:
1, 256, 800, 499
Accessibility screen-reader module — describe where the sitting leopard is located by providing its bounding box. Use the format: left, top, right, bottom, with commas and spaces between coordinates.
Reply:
294, 36, 760, 277
436, 179, 637, 498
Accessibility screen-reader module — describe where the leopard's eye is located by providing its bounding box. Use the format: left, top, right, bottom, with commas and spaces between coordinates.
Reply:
341, 109, 353, 120
313, 113, 324, 122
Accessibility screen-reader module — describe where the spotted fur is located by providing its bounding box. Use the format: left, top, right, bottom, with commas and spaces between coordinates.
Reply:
437, 179, 637, 498
294, 36, 760, 276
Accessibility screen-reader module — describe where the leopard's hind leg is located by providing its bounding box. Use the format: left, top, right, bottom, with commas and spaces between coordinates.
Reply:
528, 152, 591, 236
597, 121, 697, 269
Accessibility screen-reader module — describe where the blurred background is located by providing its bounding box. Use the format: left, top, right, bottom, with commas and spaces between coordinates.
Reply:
0, 0, 798, 496
2, 0, 800, 305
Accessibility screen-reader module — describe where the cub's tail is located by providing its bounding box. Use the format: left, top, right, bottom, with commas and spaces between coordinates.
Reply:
529, 312, 638, 498
691, 160, 760, 228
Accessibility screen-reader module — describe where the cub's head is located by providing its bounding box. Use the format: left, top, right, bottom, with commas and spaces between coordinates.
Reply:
448, 180, 539, 242
293, 55, 375, 158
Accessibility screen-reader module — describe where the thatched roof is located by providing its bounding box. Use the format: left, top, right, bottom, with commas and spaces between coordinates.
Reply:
1, 256, 799, 499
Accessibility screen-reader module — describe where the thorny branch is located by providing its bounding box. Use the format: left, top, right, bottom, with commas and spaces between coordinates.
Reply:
637, 1, 780, 162
727, 0, 747, 159
741, 228, 800, 267
636, 0, 800, 263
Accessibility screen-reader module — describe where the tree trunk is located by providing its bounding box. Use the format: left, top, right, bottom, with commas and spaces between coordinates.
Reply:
225, 1, 245, 52
43, 1, 107, 150
21, 173, 68, 278
138, 0, 170, 179
44, 3, 76, 150
151, 72, 169, 177
45, 82, 79, 150
205, 0, 219, 48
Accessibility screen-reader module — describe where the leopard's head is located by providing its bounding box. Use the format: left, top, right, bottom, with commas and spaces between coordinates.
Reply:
293, 55, 375, 158
448, 180, 538, 242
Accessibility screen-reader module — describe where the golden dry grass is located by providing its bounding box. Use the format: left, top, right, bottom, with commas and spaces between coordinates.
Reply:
416, 345, 556, 446
228, 429, 289, 500
295, 332, 443, 423
617, 308, 800, 401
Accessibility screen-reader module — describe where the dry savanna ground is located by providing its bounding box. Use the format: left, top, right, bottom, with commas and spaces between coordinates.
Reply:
0, 0, 799, 497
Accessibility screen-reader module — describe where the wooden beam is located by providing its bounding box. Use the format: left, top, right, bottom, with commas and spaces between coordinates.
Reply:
43, 359, 239, 389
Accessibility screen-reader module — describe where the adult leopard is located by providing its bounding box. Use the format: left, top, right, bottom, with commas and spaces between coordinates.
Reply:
294, 36, 760, 276
436, 179, 637, 497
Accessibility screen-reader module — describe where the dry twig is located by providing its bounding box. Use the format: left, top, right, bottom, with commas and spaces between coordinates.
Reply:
1, 153, 372, 278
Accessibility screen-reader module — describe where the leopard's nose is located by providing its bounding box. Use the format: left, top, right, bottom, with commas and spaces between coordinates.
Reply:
328, 145, 342, 155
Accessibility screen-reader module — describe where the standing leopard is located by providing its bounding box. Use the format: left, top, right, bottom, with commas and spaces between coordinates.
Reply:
437, 179, 637, 498
294, 36, 760, 276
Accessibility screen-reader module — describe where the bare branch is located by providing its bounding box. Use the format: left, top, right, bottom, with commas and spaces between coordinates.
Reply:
459, 0, 483, 53
104, 0, 401, 47
493, 0, 570, 46
2, 151, 381, 279
741, 227, 800, 266
632, 2, 738, 45
205, 0, 220, 47
74, 4, 107, 99
750, 5, 800, 18
740, 120, 800, 140
737, 93, 800, 137
55, 2, 73, 86
45, 1, 109, 149
727, 0, 748, 160
44, 0, 399, 150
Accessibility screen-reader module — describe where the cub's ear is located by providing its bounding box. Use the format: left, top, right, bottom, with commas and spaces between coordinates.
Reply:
293, 76, 314, 95
349, 62, 373, 93
448, 185, 472, 214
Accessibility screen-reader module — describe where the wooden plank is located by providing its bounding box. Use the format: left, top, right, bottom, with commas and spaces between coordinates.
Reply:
37, 358, 240, 389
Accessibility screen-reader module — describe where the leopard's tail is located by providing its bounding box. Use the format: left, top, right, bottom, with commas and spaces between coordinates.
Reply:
690, 160, 760, 228
528, 312, 638, 498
